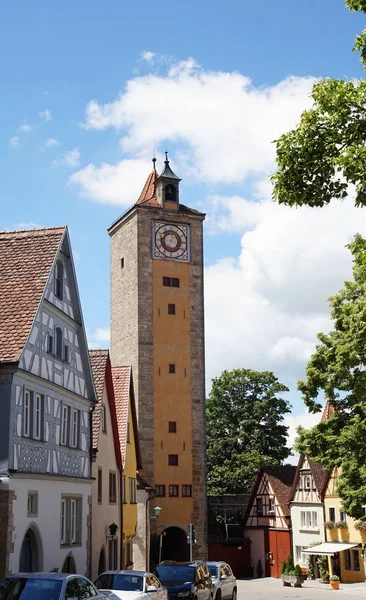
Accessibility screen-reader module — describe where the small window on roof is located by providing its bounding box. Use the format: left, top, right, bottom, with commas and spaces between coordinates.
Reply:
55, 260, 64, 300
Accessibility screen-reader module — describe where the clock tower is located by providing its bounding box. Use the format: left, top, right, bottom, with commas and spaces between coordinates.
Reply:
109, 155, 207, 563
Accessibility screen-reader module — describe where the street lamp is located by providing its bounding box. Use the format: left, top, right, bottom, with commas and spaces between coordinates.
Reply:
151, 506, 162, 520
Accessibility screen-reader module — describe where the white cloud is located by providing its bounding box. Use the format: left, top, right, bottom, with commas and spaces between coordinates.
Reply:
44, 138, 60, 148
140, 50, 156, 63
76, 61, 315, 194
39, 109, 52, 121
87, 327, 110, 349
17, 124, 32, 133
9, 136, 20, 147
284, 410, 321, 464
54, 148, 80, 168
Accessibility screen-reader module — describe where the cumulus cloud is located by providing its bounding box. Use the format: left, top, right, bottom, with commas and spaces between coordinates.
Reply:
17, 124, 32, 133
54, 148, 80, 168
87, 327, 110, 349
284, 410, 321, 464
140, 50, 156, 63
39, 109, 52, 121
9, 136, 20, 147
43, 138, 60, 148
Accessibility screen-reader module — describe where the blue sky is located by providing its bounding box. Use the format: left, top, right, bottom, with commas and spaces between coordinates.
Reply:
1, 1, 366, 440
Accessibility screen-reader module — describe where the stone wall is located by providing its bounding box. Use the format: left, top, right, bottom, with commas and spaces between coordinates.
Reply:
0, 489, 14, 578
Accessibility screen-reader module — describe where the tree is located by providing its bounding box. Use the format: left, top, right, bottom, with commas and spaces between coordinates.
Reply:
206, 368, 291, 495
296, 235, 366, 518
271, 2, 366, 209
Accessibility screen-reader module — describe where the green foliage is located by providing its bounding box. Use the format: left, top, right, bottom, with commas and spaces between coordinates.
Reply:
286, 556, 295, 574
281, 559, 288, 574
206, 369, 291, 494
294, 565, 303, 577
317, 556, 329, 581
295, 235, 366, 517
330, 575, 340, 581
345, 1, 366, 12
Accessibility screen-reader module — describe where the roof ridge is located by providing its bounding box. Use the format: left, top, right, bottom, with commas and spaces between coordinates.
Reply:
0, 226, 66, 237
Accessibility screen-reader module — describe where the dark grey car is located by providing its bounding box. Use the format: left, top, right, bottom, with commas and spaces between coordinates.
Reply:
0, 572, 108, 600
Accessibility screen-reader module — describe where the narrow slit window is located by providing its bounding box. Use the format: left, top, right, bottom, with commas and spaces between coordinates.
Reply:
169, 421, 177, 433
55, 260, 64, 300
168, 304, 176, 315
169, 364, 176, 374
55, 327, 63, 358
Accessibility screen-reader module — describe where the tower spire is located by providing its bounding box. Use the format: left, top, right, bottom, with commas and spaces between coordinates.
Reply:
152, 150, 157, 172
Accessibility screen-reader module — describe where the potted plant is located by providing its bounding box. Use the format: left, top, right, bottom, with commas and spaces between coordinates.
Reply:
324, 521, 336, 530
330, 575, 340, 590
335, 521, 348, 529
281, 558, 304, 587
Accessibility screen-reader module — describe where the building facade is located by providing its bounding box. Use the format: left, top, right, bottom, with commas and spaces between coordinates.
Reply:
0, 227, 95, 577
89, 349, 123, 581
109, 156, 207, 562
244, 465, 296, 578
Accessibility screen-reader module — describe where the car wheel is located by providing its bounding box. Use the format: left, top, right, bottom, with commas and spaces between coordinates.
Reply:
231, 588, 237, 600
216, 591, 221, 600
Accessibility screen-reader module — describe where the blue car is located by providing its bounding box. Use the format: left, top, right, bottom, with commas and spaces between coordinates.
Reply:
0, 572, 108, 600
155, 561, 213, 600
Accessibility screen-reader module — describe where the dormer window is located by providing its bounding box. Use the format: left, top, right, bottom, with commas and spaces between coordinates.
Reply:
304, 475, 311, 489
55, 260, 64, 300
165, 184, 177, 202
55, 327, 63, 358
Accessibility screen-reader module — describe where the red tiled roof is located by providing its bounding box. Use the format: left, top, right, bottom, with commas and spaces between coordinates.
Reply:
112, 366, 131, 469
0, 226, 65, 363
136, 170, 160, 207
263, 465, 297, 516
321, 399, 335, 421
89, 349, 109, 449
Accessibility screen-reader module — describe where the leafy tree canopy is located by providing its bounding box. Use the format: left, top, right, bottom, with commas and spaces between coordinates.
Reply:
296, 235, 366, 517
272, 1, 366, 209
206, 368, 291, 495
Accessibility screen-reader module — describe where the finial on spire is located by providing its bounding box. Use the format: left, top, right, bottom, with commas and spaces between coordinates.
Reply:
165, 151, 169, 163
152, 150, 157, 172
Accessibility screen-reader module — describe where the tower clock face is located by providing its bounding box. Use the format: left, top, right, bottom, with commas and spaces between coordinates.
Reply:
153, 221, 190, 262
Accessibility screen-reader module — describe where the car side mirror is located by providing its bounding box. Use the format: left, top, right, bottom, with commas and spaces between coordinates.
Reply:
220, 575, 227, 580
146, 585, 158, 592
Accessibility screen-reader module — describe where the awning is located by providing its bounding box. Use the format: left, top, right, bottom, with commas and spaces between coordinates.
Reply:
303, 542, 359, 556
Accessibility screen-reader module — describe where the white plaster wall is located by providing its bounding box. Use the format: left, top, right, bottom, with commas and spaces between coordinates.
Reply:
9, 477, 91, 575
133, 490, 148, 571
91, 381, 121, 581
245, 529, 265, 573
291, 504, 325, 566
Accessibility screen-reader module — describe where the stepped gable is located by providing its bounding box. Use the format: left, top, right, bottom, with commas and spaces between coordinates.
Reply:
263, 465, 297, 516
0, 226, 65, 363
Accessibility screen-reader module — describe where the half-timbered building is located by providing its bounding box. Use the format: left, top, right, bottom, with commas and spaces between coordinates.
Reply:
244, 465, 296, 578
0, 227, 96, 577
289, 456, 326, 572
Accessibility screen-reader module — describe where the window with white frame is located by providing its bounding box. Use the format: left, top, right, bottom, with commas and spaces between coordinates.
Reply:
340, 510, 347, 523
304, 475, 311, 489
61, 405, 69, 445
295, 545, 306, 564
345, 549, 361, 571
329, 506, 336, 522
70, 408, 79, 448
129, 478, 136, 503
23, 390, 31, 437
60, 496, 82, 545
55, 327, 63, 359
34, 393, 42, 440
300, 510, 318, 529
27, 492, 38, 517
269, 498, 275, 512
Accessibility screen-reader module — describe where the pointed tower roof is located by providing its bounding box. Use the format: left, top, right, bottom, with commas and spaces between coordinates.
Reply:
0, 226, 66, 363
158, 152, 181, 181
136, 169, 160, 206
321, 398, 335, 421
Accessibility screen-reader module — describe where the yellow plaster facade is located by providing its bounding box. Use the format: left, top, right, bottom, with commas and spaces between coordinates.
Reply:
324, 468, 365, 583
122, 392, 138, 565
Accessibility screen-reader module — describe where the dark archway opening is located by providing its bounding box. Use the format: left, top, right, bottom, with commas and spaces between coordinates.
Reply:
161, 527, 189, 562
165, 184, 177, 202
98, 548, 106, 575
19, 528, 41, 572
62, 554, 76, 574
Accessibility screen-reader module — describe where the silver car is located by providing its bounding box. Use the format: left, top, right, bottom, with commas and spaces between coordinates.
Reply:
206, 563, 236, 600
94, 570, 167, 600
0, 572, 108, 600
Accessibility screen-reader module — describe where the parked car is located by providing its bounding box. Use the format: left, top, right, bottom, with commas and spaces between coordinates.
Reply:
0, 572, 107, 600
94, 570, 167, 600
155, 561, 213, 600
206, 562, 237, 600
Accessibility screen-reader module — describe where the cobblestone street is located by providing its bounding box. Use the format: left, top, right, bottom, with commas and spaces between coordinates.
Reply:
237, 578, 366, 600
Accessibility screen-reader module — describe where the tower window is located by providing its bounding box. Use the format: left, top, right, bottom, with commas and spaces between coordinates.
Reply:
182, 485, 192, 497
168, 454, 179, 466
55, 260, 64, 300
172, 278, 180, 288
169, 421, 177, 433
169, 364, 176, 374
168, 304, 176, 315
121, 257, 125, 269
165, 184, 177, 202
169, 485, 179, 497
47, 334, 53, 354
64, 344, 69, 363
55, 327, 63, 358
156, 485, 166, 497
163, 277, 171, 286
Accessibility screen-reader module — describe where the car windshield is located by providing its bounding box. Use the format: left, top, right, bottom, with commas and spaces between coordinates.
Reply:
208, 566, 218, 578
0, 578, 62, 600
94, 574, 144, 591
155, 566, 195, 584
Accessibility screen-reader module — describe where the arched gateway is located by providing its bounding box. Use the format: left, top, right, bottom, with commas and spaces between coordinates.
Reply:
160, 527, 189, 562
19, 526, 43, 572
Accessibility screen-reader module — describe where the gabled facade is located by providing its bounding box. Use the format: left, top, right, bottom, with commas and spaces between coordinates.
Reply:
0, 227, 96, 577
244, 465, 296, 578
89, 350, 123, 580
112, 366, 142, 569
290, 455, 326, 571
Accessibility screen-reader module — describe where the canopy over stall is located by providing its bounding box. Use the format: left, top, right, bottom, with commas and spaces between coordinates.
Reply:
303, 542, 359, 556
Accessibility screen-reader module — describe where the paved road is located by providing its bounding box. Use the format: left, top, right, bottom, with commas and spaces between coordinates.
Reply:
237, 577, 366, 599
